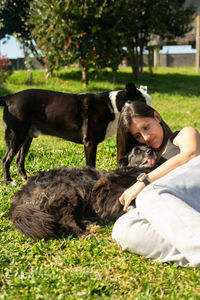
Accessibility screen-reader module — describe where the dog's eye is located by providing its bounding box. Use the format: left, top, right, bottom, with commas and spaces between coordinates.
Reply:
134, 148, 141, 154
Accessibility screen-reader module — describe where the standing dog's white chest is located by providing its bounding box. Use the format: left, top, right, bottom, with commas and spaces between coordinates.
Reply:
105, 113, 120, 138
105, 91, 120, 138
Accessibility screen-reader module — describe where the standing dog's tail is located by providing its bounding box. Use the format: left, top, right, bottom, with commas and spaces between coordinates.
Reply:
9, 203, 57, 239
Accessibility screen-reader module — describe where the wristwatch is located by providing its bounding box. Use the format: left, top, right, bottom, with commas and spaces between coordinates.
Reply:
137, 173, 150, 186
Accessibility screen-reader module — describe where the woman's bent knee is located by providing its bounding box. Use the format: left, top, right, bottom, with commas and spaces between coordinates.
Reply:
112, 208, 169, 258
112, 208, 191, 267
112, 209, 147, 252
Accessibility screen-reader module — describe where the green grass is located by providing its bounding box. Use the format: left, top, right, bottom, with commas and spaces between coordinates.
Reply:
1, 67, 200, 299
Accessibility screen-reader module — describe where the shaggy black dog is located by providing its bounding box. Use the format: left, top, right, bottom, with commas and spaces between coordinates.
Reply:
9, 145, 157, 239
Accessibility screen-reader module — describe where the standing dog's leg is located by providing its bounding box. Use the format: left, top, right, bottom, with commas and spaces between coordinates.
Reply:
2, 129, 27, 184
84, 141, 98, 167
82, 94, 98, 167
2, 147, 21, 184
15, 137, 33, 180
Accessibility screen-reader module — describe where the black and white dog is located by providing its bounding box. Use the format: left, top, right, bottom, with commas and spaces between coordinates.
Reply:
0, 82, 151, 184
9, 145, 157, 239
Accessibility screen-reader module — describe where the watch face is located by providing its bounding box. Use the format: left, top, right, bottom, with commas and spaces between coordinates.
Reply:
137, 173, 145, 180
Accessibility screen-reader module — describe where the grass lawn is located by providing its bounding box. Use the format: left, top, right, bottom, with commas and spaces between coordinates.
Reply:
0, 67, 200, 299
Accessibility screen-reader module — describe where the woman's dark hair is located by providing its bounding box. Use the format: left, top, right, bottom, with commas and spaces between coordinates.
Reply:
117, 101, 172, 161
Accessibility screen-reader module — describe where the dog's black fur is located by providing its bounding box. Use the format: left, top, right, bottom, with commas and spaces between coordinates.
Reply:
9, 145, 157, 239
0, 82, 147, 184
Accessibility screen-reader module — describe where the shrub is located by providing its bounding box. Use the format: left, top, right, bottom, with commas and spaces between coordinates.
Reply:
0, 55, 13, 84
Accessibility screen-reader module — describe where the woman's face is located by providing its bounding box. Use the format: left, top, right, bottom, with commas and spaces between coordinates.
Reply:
129, 112, 164, 149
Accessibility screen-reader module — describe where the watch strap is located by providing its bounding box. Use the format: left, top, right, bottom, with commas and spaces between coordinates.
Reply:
137, 173, 150, 186
142, 176, 150, 186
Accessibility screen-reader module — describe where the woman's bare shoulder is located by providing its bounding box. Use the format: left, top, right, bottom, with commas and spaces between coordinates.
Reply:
174, 126, 200, 151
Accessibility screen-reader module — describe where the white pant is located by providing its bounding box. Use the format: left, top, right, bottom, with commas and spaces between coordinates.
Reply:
112, 155, 200, 267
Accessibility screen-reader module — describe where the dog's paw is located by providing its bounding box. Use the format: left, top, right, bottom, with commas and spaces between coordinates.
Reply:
89, 224, 101, 233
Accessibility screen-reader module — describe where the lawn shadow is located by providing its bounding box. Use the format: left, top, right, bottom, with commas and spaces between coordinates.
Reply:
57, 68, 134, 92
56, 69, 83, 81
0, 85, 12, 96
56, 68, 200, 97
3, 68, 200, 97
141, 71, 200, 98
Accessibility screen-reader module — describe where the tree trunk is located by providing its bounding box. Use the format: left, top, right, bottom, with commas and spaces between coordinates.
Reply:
27, 70, 33, 84
23, 48, 33, 84
139, 45, 144, 76
147, 47, 153, 76
45, 65, 53, 79
128, 44, 143, 81
44, 61, 54, 78
81, 67, 89, 86
112, 68, 117, 83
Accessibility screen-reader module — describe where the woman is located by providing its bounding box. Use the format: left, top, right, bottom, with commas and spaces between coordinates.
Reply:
112, 101, 200, 267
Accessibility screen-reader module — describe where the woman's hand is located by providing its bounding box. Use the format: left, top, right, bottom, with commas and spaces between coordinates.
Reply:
119, 181, 145, 211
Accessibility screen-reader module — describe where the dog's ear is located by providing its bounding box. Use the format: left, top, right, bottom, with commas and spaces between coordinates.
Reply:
126, 82, 145, 102
126, 82, 136, 90
118, 157, 128, 168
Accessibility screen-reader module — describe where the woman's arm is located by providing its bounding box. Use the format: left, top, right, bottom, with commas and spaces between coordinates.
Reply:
120, 126, 200, 211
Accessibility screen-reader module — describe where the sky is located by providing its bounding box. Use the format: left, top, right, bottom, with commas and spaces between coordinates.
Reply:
0, 35, 197, 59
0, 35, 24, 58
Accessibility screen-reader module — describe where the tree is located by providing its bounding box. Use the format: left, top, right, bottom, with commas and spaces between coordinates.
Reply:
0, 0, 30, 39
120, 0, 195, 80
0, 0, 195, 83
27, 0, 124, 84
0, 0, 44, 75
